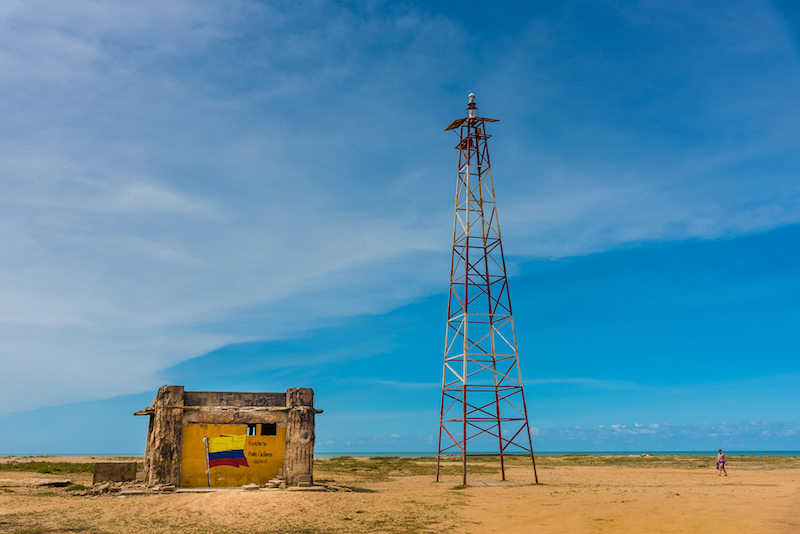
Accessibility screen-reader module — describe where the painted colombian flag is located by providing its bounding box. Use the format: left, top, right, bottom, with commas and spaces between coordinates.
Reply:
207, 435, 249, 468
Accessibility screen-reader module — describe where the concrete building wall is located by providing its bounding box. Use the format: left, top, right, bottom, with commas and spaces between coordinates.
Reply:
184, 391, 286, 408
136, 385, 320, 488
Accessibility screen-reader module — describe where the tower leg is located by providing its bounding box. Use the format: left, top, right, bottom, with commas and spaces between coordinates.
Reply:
436, 389, 445, 482
462, 384, 467, 486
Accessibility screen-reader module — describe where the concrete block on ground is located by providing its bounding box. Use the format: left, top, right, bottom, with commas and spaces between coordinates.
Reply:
119, 489, 149, 495
93, 462, 137, 485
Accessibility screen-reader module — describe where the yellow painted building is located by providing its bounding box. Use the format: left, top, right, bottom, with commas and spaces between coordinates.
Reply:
182, 423, 286, 487
136, 386, 320, 488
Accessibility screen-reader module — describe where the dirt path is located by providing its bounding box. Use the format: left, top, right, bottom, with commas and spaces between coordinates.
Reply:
1, 462, 798, 533
453, 466, 800, 533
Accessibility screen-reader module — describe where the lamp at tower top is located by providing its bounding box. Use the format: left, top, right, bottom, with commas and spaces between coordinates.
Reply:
444, 94, 498, 131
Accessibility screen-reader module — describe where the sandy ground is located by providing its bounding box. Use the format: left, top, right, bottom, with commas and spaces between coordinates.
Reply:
1, 458, 799, 533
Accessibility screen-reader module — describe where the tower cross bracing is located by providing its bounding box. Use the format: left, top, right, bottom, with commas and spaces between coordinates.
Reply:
436, 94, 538, 485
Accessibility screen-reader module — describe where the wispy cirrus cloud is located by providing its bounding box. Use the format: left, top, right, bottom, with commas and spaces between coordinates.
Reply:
317, 420, 800, 452
1, 0, 799, 418
537, 420, 800, 450
0, 0, 461, 414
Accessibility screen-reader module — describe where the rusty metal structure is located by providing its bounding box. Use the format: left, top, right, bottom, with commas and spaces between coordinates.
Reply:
436, 94, 538, 485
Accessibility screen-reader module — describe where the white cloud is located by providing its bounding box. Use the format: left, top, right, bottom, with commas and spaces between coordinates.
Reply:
318, 421, 800, 451
0, 0, 799, 416
537, 420, 800, 448
0, 1, 463, 414
492, 0, 800, 258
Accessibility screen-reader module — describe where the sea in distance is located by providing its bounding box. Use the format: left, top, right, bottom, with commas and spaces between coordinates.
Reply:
2, 451, 799, 458
318, 451, 800, 458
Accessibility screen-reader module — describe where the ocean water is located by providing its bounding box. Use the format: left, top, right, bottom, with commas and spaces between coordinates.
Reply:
0, 453, 144, 458
314, 451, 800, 458
3, 451, 798, 458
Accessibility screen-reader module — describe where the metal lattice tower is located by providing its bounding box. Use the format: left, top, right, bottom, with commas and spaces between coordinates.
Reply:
436, 94, 538, 485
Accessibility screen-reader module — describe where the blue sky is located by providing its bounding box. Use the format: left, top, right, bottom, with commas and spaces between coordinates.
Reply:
0, 0, 799, 453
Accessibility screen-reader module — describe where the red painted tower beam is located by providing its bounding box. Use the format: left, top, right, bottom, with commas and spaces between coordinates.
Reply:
436, 94, 539, 486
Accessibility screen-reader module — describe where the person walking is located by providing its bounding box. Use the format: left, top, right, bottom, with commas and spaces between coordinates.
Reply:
716, 449, 727, 476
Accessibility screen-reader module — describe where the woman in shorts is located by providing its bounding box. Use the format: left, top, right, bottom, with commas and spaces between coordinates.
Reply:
716, 449, 727, 476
